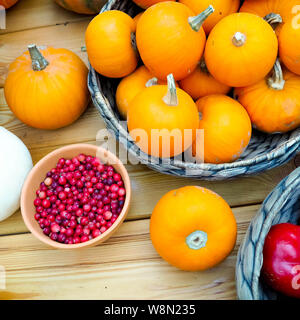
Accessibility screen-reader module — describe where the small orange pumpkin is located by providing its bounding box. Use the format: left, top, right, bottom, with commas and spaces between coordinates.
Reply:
205, 12, 278, 87
133, 12, 143, 28
0, 0, 18, 9
136, 2, 214, 80
116, 66, 178, 119
150, 186, 237, 271
85, 10, 138, 78
235, 60, 300, 134
192, 94, 252, 164
179, 0, 240, 34
279, 18, 300, 76
127, 74, 199, 158
132, 0, 175, 9
179, 59, 231, 100
4, 45, 89, 130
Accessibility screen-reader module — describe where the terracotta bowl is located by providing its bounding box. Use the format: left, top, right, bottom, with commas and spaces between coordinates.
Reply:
21, 144, 131, 249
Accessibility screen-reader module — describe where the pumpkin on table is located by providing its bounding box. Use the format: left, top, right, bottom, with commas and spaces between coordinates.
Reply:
0, 0, 18, 9
54, 0, 106, 14
204, 12, 278, 87
4, 45, 89, 130
127, 74, 199, 158
85, 10, 138, 78
136, 1, 214, 81
235, 60, 300, 134
150, 186, 237, 271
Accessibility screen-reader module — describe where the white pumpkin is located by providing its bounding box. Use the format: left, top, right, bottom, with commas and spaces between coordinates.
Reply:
0, 127, 33, 221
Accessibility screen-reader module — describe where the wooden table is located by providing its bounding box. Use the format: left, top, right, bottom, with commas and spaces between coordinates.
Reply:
0, 0, 297, 300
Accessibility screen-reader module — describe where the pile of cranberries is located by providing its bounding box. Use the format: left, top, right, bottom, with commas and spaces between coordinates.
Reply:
33, 154, 126, 244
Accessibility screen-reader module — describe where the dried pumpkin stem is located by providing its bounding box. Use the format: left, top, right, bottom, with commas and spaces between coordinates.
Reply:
145, 77, 158, 87
199, 57, 209, 75
186, 230, 207, 250
28, 44, 49, 71
232, 32, 246, 47
268, 59, 285, 90
264, 13, 283, 30
188, 5, 215, 32
163, 74, 178, 106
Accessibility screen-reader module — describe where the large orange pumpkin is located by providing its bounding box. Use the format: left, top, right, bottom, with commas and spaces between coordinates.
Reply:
279, 18, 300, 75
179, 0, 240, 34
205, 12, 278, 87
54, 0, 106, 14
179, 59, 231, 100
132, 0, 175, 9
4, 45, 89, 130
235, 60, 300, 134
150, 186, 237, 271
127, 74, 199, 158
116, 66, 178, 119
136, 2, 214, 80
0, 0, 18, 9
85, 10, 138, 78
192, 95, 252, 164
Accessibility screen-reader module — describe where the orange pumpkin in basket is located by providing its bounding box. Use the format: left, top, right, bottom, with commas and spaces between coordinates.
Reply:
132, 0, 175, 9
116, 66, 178, 119
0, 0, 18, 9
85, 10, 138, 78
150, 186, 237, 271
279, 18, 300, 76
179, 0, 240, 34
235, 60, 300, 134
127, 74, 199, 158
179, 59, 231, 100
136, 1, 214, 81
4, 45, 89, 130
205, 12, 278, 87
192, 95, 252, 164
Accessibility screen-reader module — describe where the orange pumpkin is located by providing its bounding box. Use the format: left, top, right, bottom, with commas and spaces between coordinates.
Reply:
127, 74, 199, 158
4, 45, 89, 130
179, 0, 240, 34
116, 66, 178, 119
85, 10, 138, 78
150, 186, 237, 271
205, 12, 278, 87
179, 59, 231, 100
279, 18, 300, 75
132, 0, 175, 9
240, 0, 299, 34
133, 12, 143, 28
136, 2, 214, 80
192, 95, 252, 164
0, 0, 18, 9
54, 0, 105, 14
235, 60, 300, 134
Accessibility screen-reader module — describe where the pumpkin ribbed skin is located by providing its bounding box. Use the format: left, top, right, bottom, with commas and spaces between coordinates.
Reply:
136, 2, 207, 81
179, 0, 240, 34
235, 65, 300, 134
205, 13, 278, 87
85, 10, 138, 78
0, 0, 18, 9
150, 186, 237, 271
132, 0, 175, 9
54, 0, 106, 14
4, 47, 89, 130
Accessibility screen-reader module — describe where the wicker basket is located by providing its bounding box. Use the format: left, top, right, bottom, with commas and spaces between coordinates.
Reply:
236, 167, 300, 300
87, 0, 300, 180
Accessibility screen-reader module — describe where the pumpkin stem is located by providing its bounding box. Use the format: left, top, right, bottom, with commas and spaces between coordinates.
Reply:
188, 5, 215, 32
186, 230, 207, 250
145, 77, 158, 87
232, 32, 246, 47
163, 74, 178, 106
264, 13, 283, 30
268, 59, 285, 90
199, 57, 209, 75
28, 44, 49, 71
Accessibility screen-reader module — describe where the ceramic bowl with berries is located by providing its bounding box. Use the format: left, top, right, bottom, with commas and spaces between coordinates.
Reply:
20, 144, 131, 249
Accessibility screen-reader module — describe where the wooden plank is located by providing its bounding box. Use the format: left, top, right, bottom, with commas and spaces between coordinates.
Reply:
0, 20, 90, 87
0, 0, 93, 35
0, 204, 258, 300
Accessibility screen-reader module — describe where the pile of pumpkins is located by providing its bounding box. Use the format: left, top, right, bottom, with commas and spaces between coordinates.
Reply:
84, 0, 300, 164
